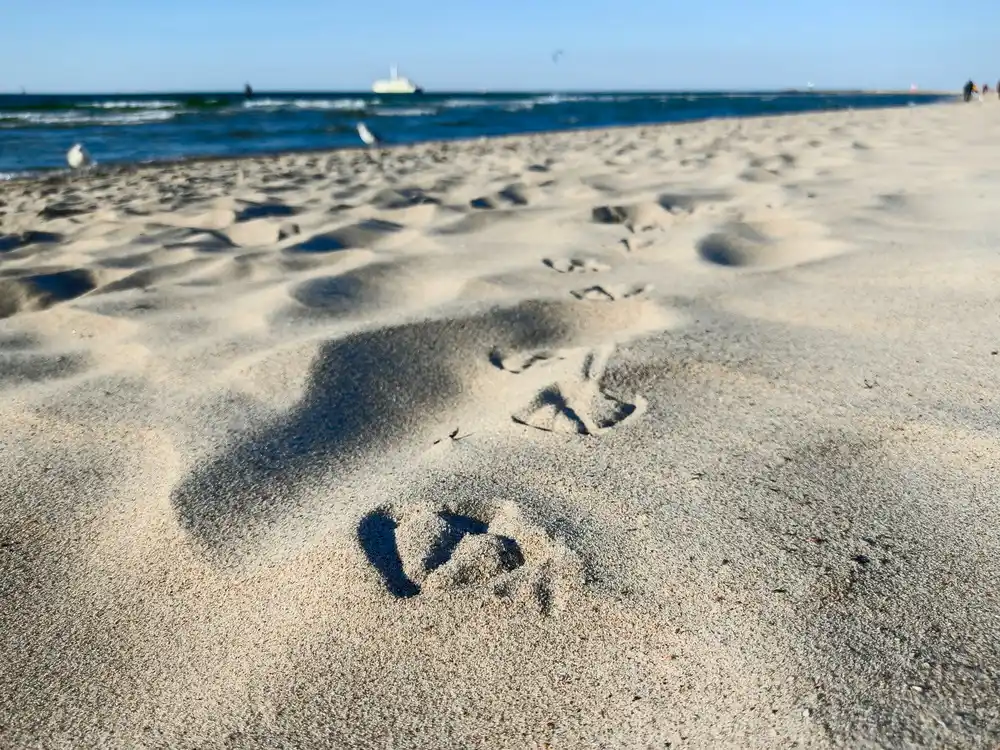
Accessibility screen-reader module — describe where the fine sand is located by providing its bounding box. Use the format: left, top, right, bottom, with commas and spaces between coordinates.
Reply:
2, 101, 999, 748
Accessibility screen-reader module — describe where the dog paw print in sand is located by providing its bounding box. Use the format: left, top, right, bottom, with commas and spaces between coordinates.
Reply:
358, 500, 582, 614
509, 345, 647, 435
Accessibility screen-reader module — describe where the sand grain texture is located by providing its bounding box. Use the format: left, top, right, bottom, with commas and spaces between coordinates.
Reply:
2, 102, 1000, 749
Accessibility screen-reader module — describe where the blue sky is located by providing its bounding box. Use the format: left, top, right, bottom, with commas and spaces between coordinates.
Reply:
3, 0, 999, 92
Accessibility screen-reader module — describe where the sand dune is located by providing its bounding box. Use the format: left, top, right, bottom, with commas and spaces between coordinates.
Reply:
2, 102, 1000, 748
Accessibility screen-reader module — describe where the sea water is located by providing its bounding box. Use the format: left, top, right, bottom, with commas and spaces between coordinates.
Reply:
0, 90, 950, 176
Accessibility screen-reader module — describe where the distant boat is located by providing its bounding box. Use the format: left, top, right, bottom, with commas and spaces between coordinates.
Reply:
372, 65, 423, 95
244, 83, 254, 99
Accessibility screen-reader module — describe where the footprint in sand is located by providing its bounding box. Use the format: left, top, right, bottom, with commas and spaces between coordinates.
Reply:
488, 347, 569, 374
470, 183, 533, 210
370, 187, 441, 210
591, 203, 663, 233
357, 500, 582, 614
738, 153, 798, 183
591, 192, 729, 233
542, 257, 610, 274
509, 345, 647, 436
570, 284, 651, 302
618, 235, 658, 253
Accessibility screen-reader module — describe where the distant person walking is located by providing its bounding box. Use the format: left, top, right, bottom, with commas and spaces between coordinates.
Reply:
963, 80, 975, 102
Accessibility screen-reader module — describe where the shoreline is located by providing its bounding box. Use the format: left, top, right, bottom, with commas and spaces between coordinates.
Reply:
1, 95, 955, 186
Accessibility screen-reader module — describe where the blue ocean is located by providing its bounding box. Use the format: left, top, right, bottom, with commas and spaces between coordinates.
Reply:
0, 90, 949, 177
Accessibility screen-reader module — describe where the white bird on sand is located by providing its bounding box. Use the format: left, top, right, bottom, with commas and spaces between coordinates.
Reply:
356, 122, 380, 147
66, 143, 92, 170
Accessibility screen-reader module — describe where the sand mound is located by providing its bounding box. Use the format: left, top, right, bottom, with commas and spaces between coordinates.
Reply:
0, 268, 101, 318
225, 218, 300, 247
697, 214, 843, 269
288, 260, 466, 318
433, 210, 520, 235
290, 219, 405, 253
0, 230, 63, 254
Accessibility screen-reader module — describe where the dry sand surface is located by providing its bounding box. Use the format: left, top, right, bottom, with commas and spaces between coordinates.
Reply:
2, 101, 999, 748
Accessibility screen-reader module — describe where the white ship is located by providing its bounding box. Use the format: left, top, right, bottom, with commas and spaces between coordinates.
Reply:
372, 65, 423, 95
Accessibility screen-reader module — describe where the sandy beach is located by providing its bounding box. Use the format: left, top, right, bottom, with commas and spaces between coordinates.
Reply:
2, 100, 999, 748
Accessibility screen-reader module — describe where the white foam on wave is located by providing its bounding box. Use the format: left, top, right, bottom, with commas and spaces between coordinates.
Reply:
295, 98, 368, 110
501, 99, 540, 112
243, 98, 369, 111
372, 107, 436, 117
438, 98, 494, 109
89, 100, 179, 109
439, 95, 572, 112
497, 93, 633, 112
241, 98, 286, 109
534, 94, 605, 105
0, 110, 177, 126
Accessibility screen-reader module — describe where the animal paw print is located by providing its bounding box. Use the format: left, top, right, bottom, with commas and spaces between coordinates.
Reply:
488, 347, 569, 374
543, 257, 610, 273
510, 346, 647, 435
357, 500, 583, 614
570, 284, 651, 301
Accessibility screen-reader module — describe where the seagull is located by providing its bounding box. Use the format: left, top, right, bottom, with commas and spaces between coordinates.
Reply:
356, 122, 384, 164
66, 143, 92, 170
356, 122, 380, 147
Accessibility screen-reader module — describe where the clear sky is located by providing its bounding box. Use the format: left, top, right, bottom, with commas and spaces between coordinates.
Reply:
3, 0, 998, 93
